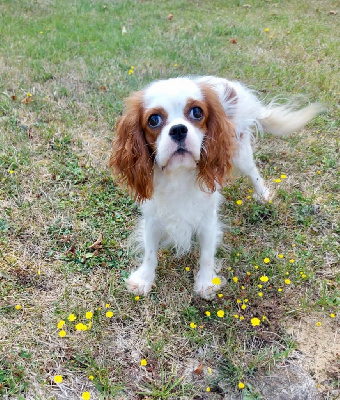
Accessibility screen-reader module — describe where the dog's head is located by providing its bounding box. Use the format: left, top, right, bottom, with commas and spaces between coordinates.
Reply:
109, 78, 235, 202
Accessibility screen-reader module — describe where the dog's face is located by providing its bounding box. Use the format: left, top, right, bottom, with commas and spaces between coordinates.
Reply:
109, 78, 235, 202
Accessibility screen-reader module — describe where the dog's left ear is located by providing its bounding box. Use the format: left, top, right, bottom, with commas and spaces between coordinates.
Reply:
197, 84, 236, 192
109, 91, 154, 202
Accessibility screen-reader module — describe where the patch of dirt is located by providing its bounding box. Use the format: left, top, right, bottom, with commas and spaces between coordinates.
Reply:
286, 314, 339, 388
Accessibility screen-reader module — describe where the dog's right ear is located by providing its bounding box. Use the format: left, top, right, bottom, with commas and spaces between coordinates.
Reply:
109, 91, 154, 202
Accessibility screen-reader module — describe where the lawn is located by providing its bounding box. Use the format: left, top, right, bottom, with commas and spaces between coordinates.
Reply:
0, 0, 339, 399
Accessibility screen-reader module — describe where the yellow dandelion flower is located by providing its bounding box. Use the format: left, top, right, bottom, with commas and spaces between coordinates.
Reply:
85, 312, 93, 320
233, 276, 238, 283
57, 320, 65, 329
134, 296, 140, 301
185, 266, 190, 271
260, 275, 269, 282
278, 288, 283, 292
258, 284, 263, 288
15, 305, 22, 310
206, 387, 211, 392
237, 299, 242, 304
105, 303, 110, 308
217, 310, 225, 318
174, 63, 178, 67
278, 254, 284, 258
82, 392, 91, 400
240, 316, 245, 320
301, 274, 307, 278
207, 367, 212, 374
281, 174, 287, 179
59, 330, 66, 337
254, 265, 259, 269
330, 313, 336, 318
262, 316, 266, 321
212, 277, 221, 285
76, 323, 87, 331
244, 299, 248, 303
241, 304, 247, 310
205, 311, 211, 317
190, 322, 197, 329
289, 259, 295, 263
246, 271, 251, 276
67, 313, 77, 322
241, 285, 245, 290
236, 200, 243, 205
88, 321, 92, 329
234, 314, 239, 319
251, 317, 261, 326
263, 258, 270, 264
258, 292, 263, 297
217, 293, 223, 298
265, 28, 269, 32
140, 359, 147, 366
315, 322, 321, 327
89, 375, 94, 381
238, 382, 245, 389
54, 375, 63, 383
106, 311, 113, 318
284, 279, 291, 285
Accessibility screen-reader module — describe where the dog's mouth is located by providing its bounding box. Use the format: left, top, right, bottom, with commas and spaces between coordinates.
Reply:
161, 147, 198, 171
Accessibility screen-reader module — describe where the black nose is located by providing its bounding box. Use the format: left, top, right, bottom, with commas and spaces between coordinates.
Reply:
169, 124, 188, 143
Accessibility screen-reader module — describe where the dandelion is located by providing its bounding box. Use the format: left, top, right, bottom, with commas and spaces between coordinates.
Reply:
263, 258, 270, 264
76, 323, 88, 331
330, 313, 336, 318
217, 310, 225, 318
106, 311, 113, 318
258, 292, 263, 297
260, 275, 269, 282
281, 174, 287, 179
190, 322, 197, 329
265, 28, 269, 32
317, 170, 321, 175
278, 254, 284, 258
272, 178, 281, 183
205, 311, 211, 317
85, 312, 93, 320
258, 284, 263, 288
207, 367, 212, 374
234, 314, 239, 319
241, 285, 245, 290
217, 293, 223, 298
241, 304, 247, 310
284, 279, 291, 285
246, 271, 251, 276
244, 299, 248, 303
105, 303, 110, 308
140, 359, 147, 366
212, 277, 221, 285
206, 387, 211, 392
185, 266, 190, 271
67, 313, 77, 322
251, 317, 261, 327
254, 265, 259, 269
289, 259, 295, 264
134, 296, 140, 301
89, 375, 94, 381
237, 299, 242, 304
57, 320, 65, 329
278, 288, 283, 292
240, 316, 245, 320
15, 305, 22, 310
262, 316, 266, 321
54, 375, 63, 383
238, 382, 245, 389
59, 330, 66, 337
82, 392, 91, 400
236, 200, 243, 205
233, 276, 238, 283
315, 322, 322, 327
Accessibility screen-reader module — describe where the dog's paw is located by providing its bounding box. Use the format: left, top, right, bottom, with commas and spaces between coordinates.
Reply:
194, 272, 226, 300
125, 269, 155, 296
254, 186, 270, 203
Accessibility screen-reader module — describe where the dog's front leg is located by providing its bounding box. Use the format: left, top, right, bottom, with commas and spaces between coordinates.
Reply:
195, 213, 226, 299
125, 217, 161, 296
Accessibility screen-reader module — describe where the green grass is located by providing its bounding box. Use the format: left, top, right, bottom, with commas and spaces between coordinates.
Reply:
0, 0, 339, 399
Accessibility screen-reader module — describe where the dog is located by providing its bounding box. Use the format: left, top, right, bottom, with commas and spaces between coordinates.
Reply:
109, 76, 322, 299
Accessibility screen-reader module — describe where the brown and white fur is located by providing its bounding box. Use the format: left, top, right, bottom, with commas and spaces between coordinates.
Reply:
109, 76, 322, 299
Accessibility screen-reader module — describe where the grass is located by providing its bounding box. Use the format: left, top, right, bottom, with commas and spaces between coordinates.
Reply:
0, 0, 339, 398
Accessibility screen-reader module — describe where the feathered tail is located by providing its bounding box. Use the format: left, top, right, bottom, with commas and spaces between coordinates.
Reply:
259, 102, 324, 137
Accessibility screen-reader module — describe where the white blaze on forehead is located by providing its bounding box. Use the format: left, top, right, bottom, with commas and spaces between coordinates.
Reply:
143, 78, 204, 115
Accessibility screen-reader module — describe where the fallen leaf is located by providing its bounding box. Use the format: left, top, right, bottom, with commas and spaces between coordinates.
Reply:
329, 10, 337, 15
229, 38, 237, 44
167, 13, 173, 21
89, 233, 103, 250
100, 86, 107, 91
194, 361, 203, 375
22, 96, 32, 104
11, 95, 16, 101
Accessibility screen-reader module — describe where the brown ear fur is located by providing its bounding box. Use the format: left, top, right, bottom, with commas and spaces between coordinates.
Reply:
197, 84, 235, 192
109, 91, 154, 202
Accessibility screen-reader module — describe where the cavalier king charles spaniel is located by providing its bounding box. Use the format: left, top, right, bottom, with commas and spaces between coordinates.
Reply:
109, 76, 322, 299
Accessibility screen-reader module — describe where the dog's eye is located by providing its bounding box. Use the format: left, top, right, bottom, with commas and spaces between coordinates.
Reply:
148, 114, 163, 128
190, 107, 204, 120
